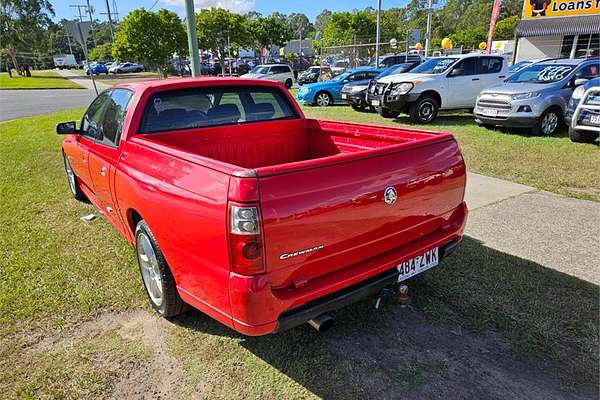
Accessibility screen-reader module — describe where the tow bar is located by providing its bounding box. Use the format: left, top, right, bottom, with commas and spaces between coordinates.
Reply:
374, 284, 411, 310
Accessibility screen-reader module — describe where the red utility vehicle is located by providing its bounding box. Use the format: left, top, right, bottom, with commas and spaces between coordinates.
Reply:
57, 78, 467, 335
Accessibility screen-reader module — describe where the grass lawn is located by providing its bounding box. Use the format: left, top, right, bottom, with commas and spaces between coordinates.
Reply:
0, 70, 82, 90
1, 110, 598, 398
300, 105, 600, 202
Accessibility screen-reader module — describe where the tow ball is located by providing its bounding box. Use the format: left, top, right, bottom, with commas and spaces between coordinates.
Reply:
374, 284, 411, 310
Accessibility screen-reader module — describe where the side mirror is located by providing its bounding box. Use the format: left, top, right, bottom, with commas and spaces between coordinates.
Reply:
449, 68, 464, 77
574, 78, 588, 86
56, 121, 78, 135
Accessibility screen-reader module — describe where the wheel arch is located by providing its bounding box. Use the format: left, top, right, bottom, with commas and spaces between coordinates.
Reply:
127, 208, 144, 240
419, 90, 442, 108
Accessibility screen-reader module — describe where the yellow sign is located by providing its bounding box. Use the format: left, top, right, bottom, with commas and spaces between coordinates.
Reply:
523, 0, 600, 19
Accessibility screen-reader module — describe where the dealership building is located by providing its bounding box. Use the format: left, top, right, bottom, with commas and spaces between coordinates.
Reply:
514, 0, 600, 61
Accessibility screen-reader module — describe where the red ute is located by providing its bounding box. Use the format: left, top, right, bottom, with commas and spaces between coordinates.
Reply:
57, 78, 467, 335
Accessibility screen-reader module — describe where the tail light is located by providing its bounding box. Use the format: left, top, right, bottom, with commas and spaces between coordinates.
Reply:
228, 203, 265, 275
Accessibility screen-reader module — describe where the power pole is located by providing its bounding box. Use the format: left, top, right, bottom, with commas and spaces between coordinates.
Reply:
375, 0, 382, 68
184, 0, 200, 77
85, 0, 97, 47
424, 0, 433, 57
102, 0, 115, 43
70, 4, 86, 22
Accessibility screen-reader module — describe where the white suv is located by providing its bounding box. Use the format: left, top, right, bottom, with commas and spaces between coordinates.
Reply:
241, 64, 295, 88
366, 54, 509, 123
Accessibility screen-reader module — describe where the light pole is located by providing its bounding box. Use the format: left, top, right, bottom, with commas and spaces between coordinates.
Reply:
184, 0, 200, 77
375, 0, 382, 68
424, 0, 433, 57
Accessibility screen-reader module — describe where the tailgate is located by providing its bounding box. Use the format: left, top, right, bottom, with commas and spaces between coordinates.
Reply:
257, 138, 465, 286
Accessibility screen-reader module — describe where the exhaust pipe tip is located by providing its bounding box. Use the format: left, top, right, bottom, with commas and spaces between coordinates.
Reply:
308, 314, 334, 332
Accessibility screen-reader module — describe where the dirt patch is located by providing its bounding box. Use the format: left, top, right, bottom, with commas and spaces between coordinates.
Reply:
323, 304, 596, 400
111, 310, 185, 400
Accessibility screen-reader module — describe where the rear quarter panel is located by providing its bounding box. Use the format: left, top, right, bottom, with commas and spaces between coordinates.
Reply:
113, 139, 234, 326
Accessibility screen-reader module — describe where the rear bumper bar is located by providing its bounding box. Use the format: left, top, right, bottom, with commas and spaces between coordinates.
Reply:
274, 239, 461, 333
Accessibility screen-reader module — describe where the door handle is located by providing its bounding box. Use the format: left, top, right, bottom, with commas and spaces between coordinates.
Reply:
498, 75, 506, 78
471, 78, 480, 81
100, 166, 107, 176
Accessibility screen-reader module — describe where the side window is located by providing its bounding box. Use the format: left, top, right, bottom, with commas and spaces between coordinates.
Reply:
365, 72, 379, 79
452, 58, 477, 76
81, 92, 110, 139
479, 57, 503, 74
273, 66, 289, 74
99, 89, 134, 147
576, 63, 600, 79
349, 73, 365, 81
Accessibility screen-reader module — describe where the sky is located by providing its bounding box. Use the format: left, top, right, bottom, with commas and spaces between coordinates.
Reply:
51, 0, 408, 23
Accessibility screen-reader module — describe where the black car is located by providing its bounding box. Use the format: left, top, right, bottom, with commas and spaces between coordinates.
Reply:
370, 54, 423, 68
342, 62, 421, 111
297, 66, 332, 85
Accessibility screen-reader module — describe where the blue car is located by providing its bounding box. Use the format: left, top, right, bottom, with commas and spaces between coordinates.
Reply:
85, 62, 109, 75
296, 68, 382, 107
566, 77, 600, 143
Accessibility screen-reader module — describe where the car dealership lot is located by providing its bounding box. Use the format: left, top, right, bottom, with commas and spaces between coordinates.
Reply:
1, 108, 597, 399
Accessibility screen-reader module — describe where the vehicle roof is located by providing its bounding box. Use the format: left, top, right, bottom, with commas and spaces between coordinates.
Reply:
112, 77, 286, 92
532, 58, 590, 65
259, 63, 290, 67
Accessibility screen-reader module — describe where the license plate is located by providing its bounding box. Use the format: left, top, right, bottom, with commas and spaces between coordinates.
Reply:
481, 108, 498, 117
590, 114, 600, 125
371, 99, 380, 106
397, 247, 439, 282
341, 93, 347, 99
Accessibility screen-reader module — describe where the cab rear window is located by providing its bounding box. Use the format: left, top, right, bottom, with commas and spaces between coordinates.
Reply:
139, 86, 298, 133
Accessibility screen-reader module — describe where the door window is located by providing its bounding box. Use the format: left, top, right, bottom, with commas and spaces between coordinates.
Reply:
81, 92, 110, 140
479, 57, 503, 74
99, 89, 134, 147
451, 58, 477, 76
575, 63, 600, 80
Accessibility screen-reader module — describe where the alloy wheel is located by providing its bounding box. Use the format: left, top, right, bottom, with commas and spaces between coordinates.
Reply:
541, 112, 558, 135
137, 232, 164, 307
316, 93, 331, 107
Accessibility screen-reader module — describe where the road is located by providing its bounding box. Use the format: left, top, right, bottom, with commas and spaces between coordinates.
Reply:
0, 70, 110, 122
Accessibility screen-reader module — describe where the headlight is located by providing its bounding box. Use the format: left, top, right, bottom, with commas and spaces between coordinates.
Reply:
511, 91, 540, 100
351, 85, 368, 93
390, 82, 413, 96
571, 85, 585, 100
299, 87, 309, 94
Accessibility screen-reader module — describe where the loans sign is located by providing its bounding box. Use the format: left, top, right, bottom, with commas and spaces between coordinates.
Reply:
522, 0, 600, 18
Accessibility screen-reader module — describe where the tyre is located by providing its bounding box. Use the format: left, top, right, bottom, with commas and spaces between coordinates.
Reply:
284, 78, 293, 89
135, 220, 186, 318
315, 91, 332, 107
569, 126, 599, 143
136, 68, 142, 72
531, 108, 562, 136
409, 94, 439, 124
351, 104, 364, 111
63, 152, 87, 202
377, 107, 400, 118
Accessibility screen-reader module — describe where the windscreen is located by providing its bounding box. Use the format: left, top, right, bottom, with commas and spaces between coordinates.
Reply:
411, 57, 458, 74
506, 64, 574, 83
139, 86, 298, 133
377, 63, 415, 79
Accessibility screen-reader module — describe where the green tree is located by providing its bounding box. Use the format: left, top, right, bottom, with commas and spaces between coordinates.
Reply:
112, 8, 186, 72
89, 43, 112, 61
196, 8, 250, 60
494, 16, 520, 40
0, 0, 54, 70
314, 9, 332, 34
247, 13, 292, 61
288, 13, 312, 38
449, 26, 488, 48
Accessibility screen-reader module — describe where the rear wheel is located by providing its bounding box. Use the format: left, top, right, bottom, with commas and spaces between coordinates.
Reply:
532, 108, 561, 136
351, 104, 364, 111
135, 220, 186, 318
569, 127, 599, 143
315, 91, 332, 107
409, 94, 439, 124
63, 152, 87, 202
377, 107, 400, 118
284, 78, 293, 88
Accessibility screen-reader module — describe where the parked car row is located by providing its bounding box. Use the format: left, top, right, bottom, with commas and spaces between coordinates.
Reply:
302, 53, 598, 141
84, 61, 145, 75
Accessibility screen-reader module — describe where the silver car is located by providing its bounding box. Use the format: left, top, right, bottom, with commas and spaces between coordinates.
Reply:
475, 58, 600, 135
